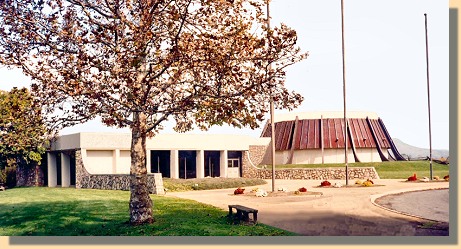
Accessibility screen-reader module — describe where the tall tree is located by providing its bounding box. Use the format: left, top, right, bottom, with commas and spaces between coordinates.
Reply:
0, 0, 307, 224
0, 87, 47, 186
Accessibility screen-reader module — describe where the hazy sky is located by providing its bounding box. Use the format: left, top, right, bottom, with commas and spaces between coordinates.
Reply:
0, 0, 450, 150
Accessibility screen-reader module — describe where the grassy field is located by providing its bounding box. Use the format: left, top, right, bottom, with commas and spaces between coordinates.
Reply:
0, 187, 295, 236
163, 177, 267, 192
273, 161, 449, 179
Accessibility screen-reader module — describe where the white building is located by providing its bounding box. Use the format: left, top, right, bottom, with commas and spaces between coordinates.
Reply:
259, 111, 405, 165
45, 111, 403, 189
47, 132, 270, 188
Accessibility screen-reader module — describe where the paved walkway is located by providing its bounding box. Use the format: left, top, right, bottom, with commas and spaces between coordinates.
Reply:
167, 179, 449, 236
374, 188, 449, 222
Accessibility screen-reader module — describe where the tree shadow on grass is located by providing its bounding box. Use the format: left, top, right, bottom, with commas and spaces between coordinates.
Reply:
0, 200, 128, 236
0, 197, 291, 236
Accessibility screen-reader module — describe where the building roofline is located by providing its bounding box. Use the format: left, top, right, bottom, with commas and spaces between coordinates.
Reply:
274, 111, 380, 122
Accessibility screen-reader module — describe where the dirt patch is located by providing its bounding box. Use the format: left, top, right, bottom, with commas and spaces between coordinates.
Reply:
231, 190, 323, 198
313, 184, 385, 188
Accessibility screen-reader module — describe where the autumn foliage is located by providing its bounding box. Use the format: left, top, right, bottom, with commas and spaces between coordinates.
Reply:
1, 0, 307, 225
0, 88, 47, 187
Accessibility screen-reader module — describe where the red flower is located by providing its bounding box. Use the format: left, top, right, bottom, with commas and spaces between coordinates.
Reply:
407, 173, 417, 181
234, 187, 245, 195
299, 187, 307, 192
320, 181, 331, 187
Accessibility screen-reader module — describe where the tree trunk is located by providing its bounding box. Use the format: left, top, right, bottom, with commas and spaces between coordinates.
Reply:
129, 111, 154, 225
35, 162, 41, 187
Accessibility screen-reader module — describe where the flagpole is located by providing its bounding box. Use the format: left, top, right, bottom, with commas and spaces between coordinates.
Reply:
267, 1, 276, 192
424, 13, 433, 180
340, 0, 349, 185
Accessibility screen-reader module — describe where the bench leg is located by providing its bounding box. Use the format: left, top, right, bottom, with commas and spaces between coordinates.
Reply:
243, 212, 250, 222
253, 212, 258, 223
236, 210, 243, 220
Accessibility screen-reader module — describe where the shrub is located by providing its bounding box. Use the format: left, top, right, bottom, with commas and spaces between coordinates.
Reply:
420, 177, 430, 182
407, 173, 417, 181
298, 187, 307, 192
255, 189, 268, 197
444, 175, 449, 181
234, 187, 245, 195
320, 181, 331, 187
362, 180, 373, 187
0, 166, 16, 188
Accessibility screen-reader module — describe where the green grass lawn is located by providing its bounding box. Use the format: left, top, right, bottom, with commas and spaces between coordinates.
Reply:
273, 161, 449, 179
163, 177, 267, 192
0, 187, 295, 236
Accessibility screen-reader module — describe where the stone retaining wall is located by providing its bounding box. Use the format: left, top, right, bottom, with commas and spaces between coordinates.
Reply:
245, 165, 379, 180
16, 164, 45, 187
243, 145, 379, 180
75, 150, 164, 194
242, 145, 269, 177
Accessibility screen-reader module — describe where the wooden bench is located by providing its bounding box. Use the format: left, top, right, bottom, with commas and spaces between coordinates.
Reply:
228, 204, 258, 223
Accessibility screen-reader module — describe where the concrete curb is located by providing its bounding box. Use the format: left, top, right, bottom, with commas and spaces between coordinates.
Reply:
370, 187, 449, 223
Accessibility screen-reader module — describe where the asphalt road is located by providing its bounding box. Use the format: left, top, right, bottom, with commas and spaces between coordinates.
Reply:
374, 189, 449, 222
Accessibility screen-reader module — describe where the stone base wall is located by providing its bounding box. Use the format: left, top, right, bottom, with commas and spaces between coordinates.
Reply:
75, 150, 164, 194
243, 145, 379, 180
244, 166, 380, 180
16, 164, 45, 187
242, 145, 269, 178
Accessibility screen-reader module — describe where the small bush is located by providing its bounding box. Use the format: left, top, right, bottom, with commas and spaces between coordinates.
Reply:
362, 180, 373, 187
0, 166, 16, 188
407, 173, 417, 181
298, 187, 307, 192
320, 181, 331, 187
234, 187, 245, 195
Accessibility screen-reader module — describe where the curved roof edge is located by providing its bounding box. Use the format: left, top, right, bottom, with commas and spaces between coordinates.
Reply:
50, 132, 270, 151
274, 111, 380, 122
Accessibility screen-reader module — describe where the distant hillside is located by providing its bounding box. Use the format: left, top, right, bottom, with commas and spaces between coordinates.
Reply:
392, 138, 449, 160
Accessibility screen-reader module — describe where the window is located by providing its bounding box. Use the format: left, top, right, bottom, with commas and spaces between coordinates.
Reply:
228, 158, 240, 168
